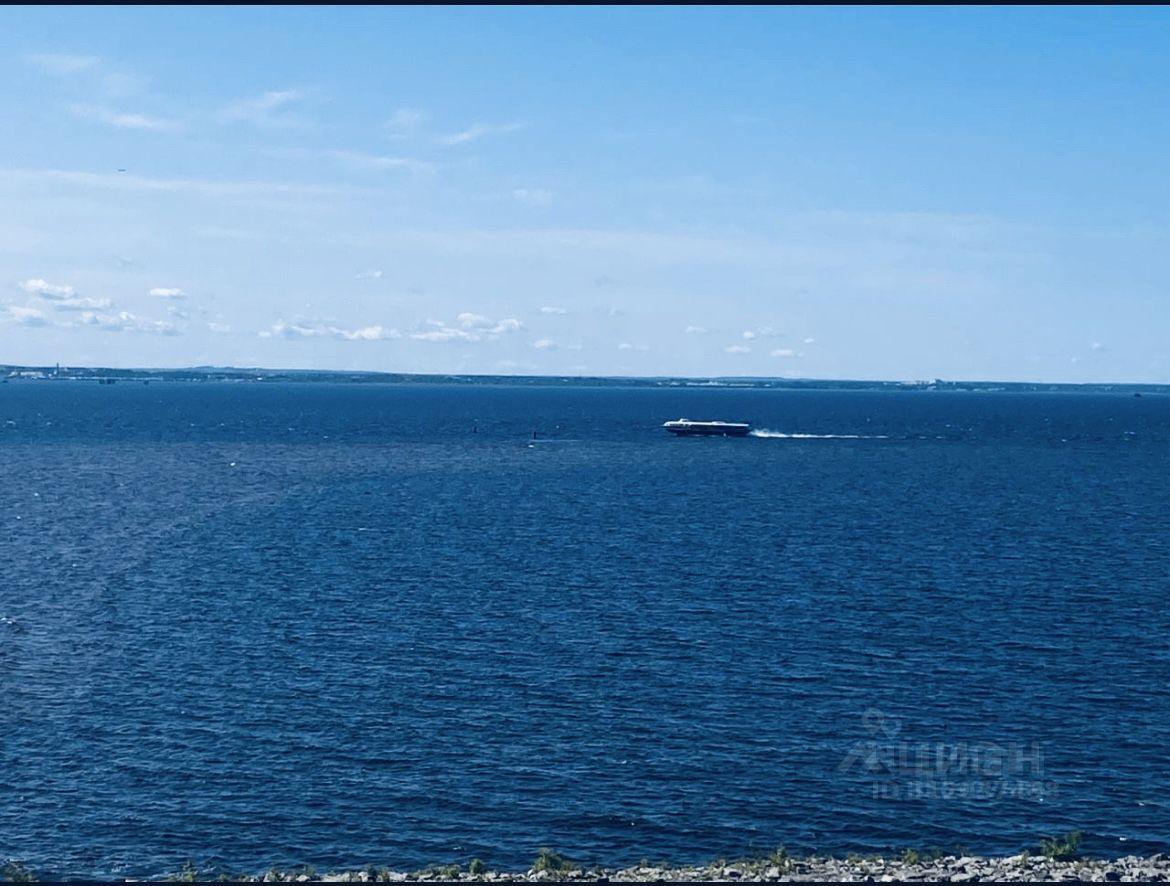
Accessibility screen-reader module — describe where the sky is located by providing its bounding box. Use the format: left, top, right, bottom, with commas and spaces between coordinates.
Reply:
1, 6, 1169, 382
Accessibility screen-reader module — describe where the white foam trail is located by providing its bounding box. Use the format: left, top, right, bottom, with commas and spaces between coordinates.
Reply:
750, 429, 888, 439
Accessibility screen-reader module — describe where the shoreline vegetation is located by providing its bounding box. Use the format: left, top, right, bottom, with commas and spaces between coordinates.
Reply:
3, 364, 1169, 394
10, 838, 1170, 883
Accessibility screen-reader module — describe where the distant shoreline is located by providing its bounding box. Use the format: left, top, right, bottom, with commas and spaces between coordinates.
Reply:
3, 364, 1169, 395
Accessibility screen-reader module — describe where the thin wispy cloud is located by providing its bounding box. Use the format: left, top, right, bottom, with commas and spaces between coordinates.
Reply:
148, 287, 186, 299
67, 103, 178, 131
725, 344, 751, 354
325, 150, 433, 173
25, 53, 99, 75
77, 310, 178, 335
770, 348, 799, 358
260, 318, 400, 341
222, 89, 306, 126
1, 168, 346, 201
26, 52, 141, 98
532, 338, 557, 350
685, 325, 708, 334
385, 108, 425, 139
438, 121, 524, 146
54, 296, 113, 311
355, 269, 384, 280
513, 188, 554, 207
540, 306, 566, 315
99, 71, 146, 100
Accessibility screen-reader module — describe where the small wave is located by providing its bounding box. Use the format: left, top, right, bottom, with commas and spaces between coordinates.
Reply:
750, 429, 888, 439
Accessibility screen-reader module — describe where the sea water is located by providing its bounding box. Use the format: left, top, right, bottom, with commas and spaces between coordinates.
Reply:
2, 382, 1169, 877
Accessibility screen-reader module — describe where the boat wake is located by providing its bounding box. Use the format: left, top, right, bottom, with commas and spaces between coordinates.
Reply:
750, 429, 888, 439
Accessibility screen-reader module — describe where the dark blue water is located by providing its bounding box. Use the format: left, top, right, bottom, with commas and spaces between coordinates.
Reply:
3, 383, 1169, 878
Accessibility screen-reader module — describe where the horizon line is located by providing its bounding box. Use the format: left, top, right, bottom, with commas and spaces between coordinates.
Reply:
3, 362, 1168, 390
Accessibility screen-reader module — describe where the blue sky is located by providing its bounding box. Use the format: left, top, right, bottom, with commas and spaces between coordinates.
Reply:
1, 6, 1168, 381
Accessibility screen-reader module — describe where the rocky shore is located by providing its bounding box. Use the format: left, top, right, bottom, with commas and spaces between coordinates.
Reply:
146, 853, 1170, 883
13, 851, 1170, 883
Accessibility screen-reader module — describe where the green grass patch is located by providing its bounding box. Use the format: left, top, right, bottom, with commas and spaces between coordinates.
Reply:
1040, 831, 1083, 861
532, 848, 575, 874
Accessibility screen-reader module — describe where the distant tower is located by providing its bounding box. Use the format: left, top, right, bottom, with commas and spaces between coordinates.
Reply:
54, 362, 60, 378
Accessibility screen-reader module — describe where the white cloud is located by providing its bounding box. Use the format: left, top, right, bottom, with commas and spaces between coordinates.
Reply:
741, 326, 781, 339
1091, 341, 1106, 352
411, 326, 478, 343
2, 305, 49, 327
540, 306, 566, 315
222, 89, 305, 125
513, 188, 554, 207
67, 104, 177, 131
456, 312, 523, 334
355, 269, 384, 280
725, 345, 751, 354
77, 310, 178, 335
770, 348, 799, 358
342, 325, 397, 341
456, 312, 492, 329
19, 278, 76, 299
438, 121, 524, 146
54, 296, 113, 311
532, 338, 557, 350
685, 325, 708, 334
803, 337, 816, 344
148, 287, 186, 299
412, 313, 524, 343
260, 319, 399, 341
25, 53, 99, 75
207, 322, 233, 334
385, 108, 425, 138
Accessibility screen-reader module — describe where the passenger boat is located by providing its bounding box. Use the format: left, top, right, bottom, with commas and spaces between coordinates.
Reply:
663, 418, 751, 436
